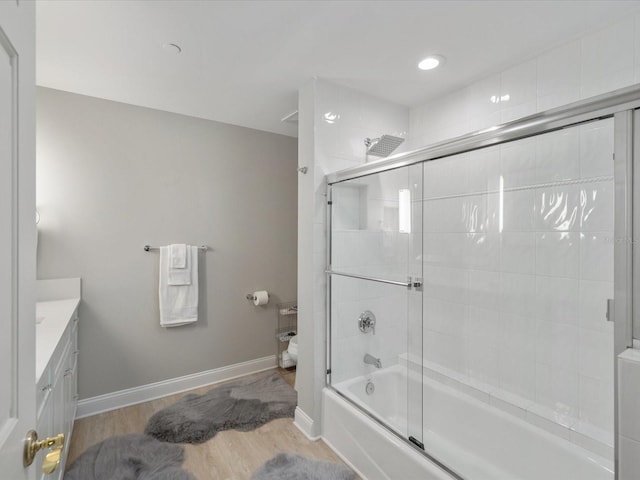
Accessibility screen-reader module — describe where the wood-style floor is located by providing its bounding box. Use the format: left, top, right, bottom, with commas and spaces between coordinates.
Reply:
66, 368, 355, 479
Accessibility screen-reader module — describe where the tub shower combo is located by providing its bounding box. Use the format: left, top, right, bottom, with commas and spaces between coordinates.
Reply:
323, 87, 640, 479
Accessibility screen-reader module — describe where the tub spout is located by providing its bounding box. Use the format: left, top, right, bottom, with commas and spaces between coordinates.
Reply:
364, 353, 382, 368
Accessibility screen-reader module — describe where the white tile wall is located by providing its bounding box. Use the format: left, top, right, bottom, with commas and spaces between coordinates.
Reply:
537, 40, 581, 112
500, 60, 538, 124
311, 80, 410, 386
330, 275, 408, 384
409, 15, 640, 150
535, 128, 580, 184
297, 78, 409, 437
581, 17, 635, 99
421, 119, 615, 455
406, 15, 630, 456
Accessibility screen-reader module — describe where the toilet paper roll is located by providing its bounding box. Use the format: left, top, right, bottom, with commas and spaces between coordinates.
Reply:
253, 290, 269, 306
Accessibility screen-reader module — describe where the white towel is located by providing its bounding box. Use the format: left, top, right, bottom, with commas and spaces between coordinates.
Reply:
168, 243, 191, 286
170, 244, 187, 268
159, 245, 198, 327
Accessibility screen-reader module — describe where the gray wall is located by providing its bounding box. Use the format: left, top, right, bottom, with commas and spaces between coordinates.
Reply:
36, 87, 298, 399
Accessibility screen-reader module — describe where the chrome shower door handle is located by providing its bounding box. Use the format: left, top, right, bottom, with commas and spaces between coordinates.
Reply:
358, 310, 376, 335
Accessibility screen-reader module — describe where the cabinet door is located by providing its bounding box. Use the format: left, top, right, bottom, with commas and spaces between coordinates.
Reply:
66, 323, 78, 439
63, 355, 77, 451
34, 324, 77, 480
49, 368, 65, 480
34, 395, 52, 480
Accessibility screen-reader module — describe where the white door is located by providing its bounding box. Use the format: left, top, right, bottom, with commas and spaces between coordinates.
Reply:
0, 1, 37, 479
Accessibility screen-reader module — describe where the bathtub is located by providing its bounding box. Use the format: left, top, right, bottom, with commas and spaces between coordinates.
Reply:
323, 365, 614, 480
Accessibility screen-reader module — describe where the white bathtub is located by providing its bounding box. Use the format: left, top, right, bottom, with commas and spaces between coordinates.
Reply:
324, 365, 614, 480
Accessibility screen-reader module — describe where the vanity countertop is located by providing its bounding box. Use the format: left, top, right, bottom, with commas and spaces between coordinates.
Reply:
35, 298, 80, 382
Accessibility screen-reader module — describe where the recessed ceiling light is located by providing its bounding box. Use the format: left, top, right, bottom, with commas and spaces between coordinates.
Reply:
162, 43, 182, 54
418, 55, 444, 71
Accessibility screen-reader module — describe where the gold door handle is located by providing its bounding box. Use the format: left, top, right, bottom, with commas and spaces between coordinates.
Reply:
42, 448, 62, 474
23, 430, 65, 474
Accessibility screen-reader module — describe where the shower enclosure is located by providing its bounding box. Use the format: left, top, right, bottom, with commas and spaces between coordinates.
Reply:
325, 88, 637, 479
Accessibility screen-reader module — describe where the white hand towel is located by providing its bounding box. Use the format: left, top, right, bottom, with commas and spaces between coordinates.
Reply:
159, 245, 198, 327
170, 244, 187, 268
168, 244, 191, 286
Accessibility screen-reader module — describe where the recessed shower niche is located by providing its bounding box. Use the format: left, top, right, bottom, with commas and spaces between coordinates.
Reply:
331, 183, 368, 231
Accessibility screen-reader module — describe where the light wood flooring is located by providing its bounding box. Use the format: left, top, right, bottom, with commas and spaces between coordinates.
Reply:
66, 368, 354, 479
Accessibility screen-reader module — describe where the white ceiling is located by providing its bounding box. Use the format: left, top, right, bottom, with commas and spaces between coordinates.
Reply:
36, 0, 640, 138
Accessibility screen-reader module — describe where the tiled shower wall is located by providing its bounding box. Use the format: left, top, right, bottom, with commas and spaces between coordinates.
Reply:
296, 78, 408, 435
422, 119, 614, 451
405, 13, 640, 453
408, 15, 640, 148
313, 79, 410, 362
318, 83, 410, 384
330, 167, 414, 383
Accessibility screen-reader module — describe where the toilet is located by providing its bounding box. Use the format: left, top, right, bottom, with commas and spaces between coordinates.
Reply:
287, 335, 298, 363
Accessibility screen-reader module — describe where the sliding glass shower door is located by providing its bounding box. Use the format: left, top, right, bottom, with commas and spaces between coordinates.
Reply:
419, 117, 615, 477
328, 164, 423, 445
327, 115, 618, 479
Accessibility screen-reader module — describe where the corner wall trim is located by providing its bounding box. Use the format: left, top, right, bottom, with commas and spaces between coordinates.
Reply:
76, 355, 277, 419
293, 406, 320, 441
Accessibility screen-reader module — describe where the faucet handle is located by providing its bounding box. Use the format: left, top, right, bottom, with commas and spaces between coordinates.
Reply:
358, 310, 376, 335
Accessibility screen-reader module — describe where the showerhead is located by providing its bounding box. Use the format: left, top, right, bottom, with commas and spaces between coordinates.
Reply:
364, 135, 405, 158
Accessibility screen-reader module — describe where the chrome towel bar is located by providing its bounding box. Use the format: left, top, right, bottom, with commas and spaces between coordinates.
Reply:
144, 245, 209, 252
325, 270, 412, 288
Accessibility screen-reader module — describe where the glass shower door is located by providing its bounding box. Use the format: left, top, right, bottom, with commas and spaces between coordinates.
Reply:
420, 118, 615, 478
328, 164, 423, 445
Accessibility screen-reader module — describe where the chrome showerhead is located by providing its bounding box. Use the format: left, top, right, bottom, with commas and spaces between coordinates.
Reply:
364, 134, 405, 158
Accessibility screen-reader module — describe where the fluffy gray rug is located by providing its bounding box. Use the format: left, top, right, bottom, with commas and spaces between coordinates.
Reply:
64, 434, 195, 480
144, 370, 297, 444
252, 453, 356, 480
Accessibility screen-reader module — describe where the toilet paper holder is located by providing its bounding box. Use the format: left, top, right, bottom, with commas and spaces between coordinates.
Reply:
246, 291, 269, 302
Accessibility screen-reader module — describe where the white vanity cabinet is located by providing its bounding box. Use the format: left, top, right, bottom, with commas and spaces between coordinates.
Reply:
35, 297, 79, 480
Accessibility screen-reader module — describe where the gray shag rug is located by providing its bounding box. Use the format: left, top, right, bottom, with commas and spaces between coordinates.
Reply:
64, 433, 196, 480
252, 453, 356, 480
144, 370, 297, 444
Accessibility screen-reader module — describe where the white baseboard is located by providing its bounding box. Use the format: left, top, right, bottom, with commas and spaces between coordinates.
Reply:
293, 406, 321, 441
76, 355, 277, 419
